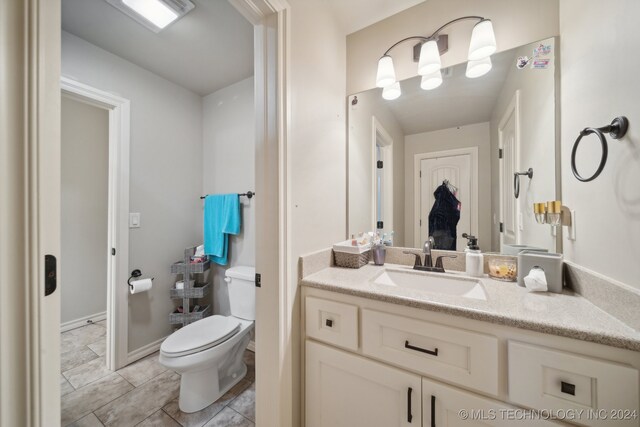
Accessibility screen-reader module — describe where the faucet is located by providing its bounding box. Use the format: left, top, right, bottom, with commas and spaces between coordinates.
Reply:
403, 236, 457, 273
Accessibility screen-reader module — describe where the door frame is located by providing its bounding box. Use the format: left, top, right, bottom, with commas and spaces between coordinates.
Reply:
413, 147, 479, 248
61, 76, 130, 371
498, 90, 520, 250
371, 117, 393, 233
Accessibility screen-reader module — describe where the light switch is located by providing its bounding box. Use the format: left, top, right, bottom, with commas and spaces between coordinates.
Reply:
129, 213, 141, 228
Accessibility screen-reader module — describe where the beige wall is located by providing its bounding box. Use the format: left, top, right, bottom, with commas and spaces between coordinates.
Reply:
348, 90, 405, 246
62, 31, 204, 353
404, 122, 491, 250
202, 77, 255, 315
346, 0, 559, 94
559, 0, 640, 289
490, 38, 558, 252
61, 96, 109, 324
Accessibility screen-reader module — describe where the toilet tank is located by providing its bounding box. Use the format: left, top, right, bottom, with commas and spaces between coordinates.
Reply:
225, 266, 256, 321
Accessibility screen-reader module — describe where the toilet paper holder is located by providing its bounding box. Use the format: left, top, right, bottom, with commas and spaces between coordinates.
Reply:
128, 269, 154, 290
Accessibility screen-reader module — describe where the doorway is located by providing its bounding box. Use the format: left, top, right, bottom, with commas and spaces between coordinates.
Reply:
414, 147, 478, 251
373, 117, 393, 236
498, 91, 520, 250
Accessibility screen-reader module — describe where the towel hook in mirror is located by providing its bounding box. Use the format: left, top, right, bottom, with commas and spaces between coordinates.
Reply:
571, 116, 629, 182
514, 168, 533, 199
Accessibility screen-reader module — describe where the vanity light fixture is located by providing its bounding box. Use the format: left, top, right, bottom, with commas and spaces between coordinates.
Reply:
105, 0, 195, 33
382, 82, 402, 100
376, 16, 497, 99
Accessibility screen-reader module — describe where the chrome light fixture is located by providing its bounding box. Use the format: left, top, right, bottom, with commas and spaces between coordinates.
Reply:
376, 16, 496, 99
105, 0, 195, 33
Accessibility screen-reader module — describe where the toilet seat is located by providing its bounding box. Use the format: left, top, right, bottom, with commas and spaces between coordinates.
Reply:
161, 315, 240, 358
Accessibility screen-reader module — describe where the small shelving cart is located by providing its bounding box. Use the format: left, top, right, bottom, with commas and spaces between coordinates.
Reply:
169, 246, 212, 327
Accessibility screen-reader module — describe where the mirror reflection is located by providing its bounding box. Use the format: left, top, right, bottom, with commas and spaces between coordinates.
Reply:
348, 37, 559, 253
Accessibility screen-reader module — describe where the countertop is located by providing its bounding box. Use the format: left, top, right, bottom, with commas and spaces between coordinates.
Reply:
301, 263, 640, 352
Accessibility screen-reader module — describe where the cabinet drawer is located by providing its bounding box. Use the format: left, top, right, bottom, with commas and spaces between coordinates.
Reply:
508, 341, 640, 427
362, 309, 499, 395
306, 297, 358, 351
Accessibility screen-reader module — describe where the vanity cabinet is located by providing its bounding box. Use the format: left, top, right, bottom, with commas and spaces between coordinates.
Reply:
306, 340, 422, 427
303, 289, 640, 427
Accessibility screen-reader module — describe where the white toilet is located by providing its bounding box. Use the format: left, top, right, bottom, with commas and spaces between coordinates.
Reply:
159, 266, 255, 413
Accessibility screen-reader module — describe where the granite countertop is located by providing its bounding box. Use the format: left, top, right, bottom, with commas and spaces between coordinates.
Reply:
301, 263, 640, 352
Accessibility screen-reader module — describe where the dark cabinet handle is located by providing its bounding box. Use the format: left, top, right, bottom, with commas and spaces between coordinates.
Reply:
561, 381, 576, 396
325, 319, 333, 327
407, 387, 413, 423
405, 340, 438, 356
431, 395, 436, 427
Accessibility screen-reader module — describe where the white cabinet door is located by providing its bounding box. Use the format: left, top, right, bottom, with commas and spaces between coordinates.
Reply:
306, 340, 422, 427
423, 377, 564, 426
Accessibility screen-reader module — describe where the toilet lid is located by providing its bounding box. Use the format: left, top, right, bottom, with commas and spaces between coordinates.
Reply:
161, 315, 241, 357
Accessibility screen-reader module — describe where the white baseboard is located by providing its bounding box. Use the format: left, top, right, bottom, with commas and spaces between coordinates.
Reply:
248, 340, 255, 352
61, 311, 106, 333
126, 336, 168, 365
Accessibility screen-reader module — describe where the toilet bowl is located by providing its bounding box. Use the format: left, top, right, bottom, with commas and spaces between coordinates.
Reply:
159, 266, 255, 413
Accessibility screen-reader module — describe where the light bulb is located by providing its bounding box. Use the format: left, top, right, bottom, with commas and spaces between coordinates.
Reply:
418, 40, 441, 76
466, 56, 492, 78
420, 70, 443, 90
382, 82, 401, 100
376, 55, 396, 88
468, 19, 496, 61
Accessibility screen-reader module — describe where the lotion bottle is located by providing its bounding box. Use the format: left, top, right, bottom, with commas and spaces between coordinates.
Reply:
463, 233, 484, 277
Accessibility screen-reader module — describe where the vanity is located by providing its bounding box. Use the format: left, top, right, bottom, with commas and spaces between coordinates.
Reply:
300, 251, 640, 427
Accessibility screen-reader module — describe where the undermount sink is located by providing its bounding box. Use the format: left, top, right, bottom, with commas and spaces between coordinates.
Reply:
372, 269, 488, 301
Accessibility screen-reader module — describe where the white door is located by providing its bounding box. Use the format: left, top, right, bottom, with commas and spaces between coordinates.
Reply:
420, 155, 471, 251
499, 107, 518, 249
306, 340, 422, 427
422, 377, 562, 426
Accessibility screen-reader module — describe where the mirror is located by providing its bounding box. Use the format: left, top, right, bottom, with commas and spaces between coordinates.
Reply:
348, 37, 559, 253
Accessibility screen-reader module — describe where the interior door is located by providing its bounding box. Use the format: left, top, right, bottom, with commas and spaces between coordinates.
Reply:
420, 155, 471, 251
306, 340, 422, 427
499, 108, 518, 249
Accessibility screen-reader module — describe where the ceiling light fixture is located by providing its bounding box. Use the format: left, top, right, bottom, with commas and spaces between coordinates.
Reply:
376, 16, 496, 99
105, 0, 195, 33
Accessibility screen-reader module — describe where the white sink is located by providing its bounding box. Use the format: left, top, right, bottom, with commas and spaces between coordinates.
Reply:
373, 269, 488, 301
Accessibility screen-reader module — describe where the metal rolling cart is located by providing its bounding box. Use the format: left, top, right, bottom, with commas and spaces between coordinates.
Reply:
169, 246, 212, 327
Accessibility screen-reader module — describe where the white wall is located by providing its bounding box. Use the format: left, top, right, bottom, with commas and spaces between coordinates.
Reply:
61, 96, 109, 324
62, 31, 203, 352
560, 0, 640, 289
404, 122, 491, 250
346, 0, 559, 94
348, 90, 405, 246
202, 76, 255, 315
288, 0, 347, 425
490, 38, 557, 252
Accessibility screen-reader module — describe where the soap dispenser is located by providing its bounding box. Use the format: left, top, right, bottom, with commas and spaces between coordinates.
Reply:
463, 233, 483, 277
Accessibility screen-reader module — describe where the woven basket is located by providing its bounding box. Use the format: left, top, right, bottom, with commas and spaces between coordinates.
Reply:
334, 249, 371, 269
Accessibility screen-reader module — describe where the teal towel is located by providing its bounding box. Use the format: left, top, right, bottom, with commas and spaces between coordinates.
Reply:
203, 194, 241, 265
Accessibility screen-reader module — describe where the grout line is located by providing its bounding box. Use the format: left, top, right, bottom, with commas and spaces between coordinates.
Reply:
227, 406, 255, 425
161, 408, 185, 426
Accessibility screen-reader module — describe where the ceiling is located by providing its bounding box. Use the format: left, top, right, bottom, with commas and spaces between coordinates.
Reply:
383, 50, 516, 135
325, 0, 426, 34
62, 0, 254, 96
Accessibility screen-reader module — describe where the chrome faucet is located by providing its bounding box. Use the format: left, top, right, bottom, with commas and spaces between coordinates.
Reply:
403, 236, 457, 273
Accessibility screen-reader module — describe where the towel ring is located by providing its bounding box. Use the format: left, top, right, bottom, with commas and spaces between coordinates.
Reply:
514, 168, 533, 199
571, 116, 628, 182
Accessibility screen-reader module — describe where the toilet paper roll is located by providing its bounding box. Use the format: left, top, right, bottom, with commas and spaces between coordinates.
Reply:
129, 278, 153, 294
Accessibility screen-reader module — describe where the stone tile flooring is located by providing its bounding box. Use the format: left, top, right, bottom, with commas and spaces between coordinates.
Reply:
61, 323, 255, 427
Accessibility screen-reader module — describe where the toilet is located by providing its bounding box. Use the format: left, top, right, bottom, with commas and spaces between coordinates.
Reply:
159, 266, 255, 413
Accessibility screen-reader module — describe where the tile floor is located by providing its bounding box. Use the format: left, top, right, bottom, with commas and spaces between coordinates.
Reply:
61, 322, 255, 427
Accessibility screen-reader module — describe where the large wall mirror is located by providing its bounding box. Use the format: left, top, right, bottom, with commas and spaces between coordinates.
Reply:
348, 37, 560, 253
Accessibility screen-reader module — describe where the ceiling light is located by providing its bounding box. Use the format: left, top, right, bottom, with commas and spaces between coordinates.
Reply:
418, 40, 442, 76
420, 70, 443, 90
465, 56, 492, 78
105, 0, 195, 33
382, 82, 401, 100
468, 19, 497, 61
376, 55, 397, 88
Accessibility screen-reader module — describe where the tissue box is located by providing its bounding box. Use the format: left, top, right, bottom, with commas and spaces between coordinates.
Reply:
517, 251, 563, 293
333, 240, 372, 269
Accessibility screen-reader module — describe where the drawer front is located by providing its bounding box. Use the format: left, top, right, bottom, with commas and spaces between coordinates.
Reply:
362, 309, 499, 395
306, 297, 358, 351
508, 341, 640, 427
